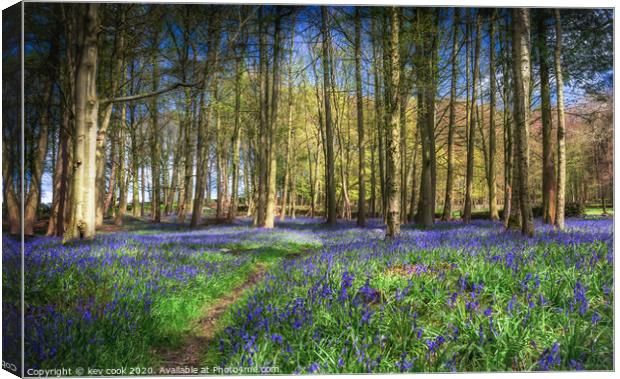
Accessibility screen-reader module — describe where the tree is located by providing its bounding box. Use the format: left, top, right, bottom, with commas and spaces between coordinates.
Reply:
511, 8, 534, 236
322, 7, 338, 226
536, 11, 557, 225
65, 3, 100, 241
280, 17, 296, 221
487, 10, 499, 221
554, 9, 566, 230
441, 9, 459, 221
354, 8, 366, 227
191, 12, 221, 227
385, 7, 401, 238
463, 10, 481, 224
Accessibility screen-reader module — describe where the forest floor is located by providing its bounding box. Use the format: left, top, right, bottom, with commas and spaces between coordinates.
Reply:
7, 214, 613, 373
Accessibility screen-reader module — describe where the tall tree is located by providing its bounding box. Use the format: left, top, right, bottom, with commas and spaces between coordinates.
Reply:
554, 9, 566, 230
229, 16, 248, 222
463, 10, 481, 224
385, 6, 401, 237
536, 12, 557, 225
354, 8, 366, 227
191, 13, 221, 227
322, 7, 338, 226
280, 17, 296, 221
511, 8, 534, 236
441, 9, 459, 221
65, 3, 100, 241
487, 10, 499, 220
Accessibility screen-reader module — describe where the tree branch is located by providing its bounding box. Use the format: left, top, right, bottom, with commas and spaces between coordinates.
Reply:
100, 81, 200, 104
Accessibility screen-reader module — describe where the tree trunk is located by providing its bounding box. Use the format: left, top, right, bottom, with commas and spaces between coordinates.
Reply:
229, 34, 246, 222
487, 12, 499, 221
385, 7, 401, 238
441, 9, 459, 222
322, 7, 337, 226
150, 41, 162, 223
264, 13, 282, 228
280, 20, 295, 221
511, 8, 535, 236
25, 38, 56, 235
65, 4, 99, 241
537, 12, 557, 225
554, 9, 566, 230
95, 10, 126, 227
114, 101, 128, 226
354, 9, 366, 226
372, 15, 386, 222
501, 15, 513, 229
463, 11, 481, 224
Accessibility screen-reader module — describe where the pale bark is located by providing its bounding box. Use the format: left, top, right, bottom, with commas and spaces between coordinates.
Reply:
512, 8, 535, 236
65, 4, 99, 241
554, 9, 566, 230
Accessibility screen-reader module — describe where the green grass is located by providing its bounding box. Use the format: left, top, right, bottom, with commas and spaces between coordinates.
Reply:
584, 207, 613, 216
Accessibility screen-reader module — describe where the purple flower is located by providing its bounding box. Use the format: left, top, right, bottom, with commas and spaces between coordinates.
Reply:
308, 362, 320, 373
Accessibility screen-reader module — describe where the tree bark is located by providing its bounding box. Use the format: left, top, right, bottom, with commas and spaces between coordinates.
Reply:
150, 37, 162, 223
191, 17, 220, 227
441, 9, 459, 222
65, 3, 99, 241
280, 19, 295, 221
512, 8, 535, 236
322, 7, 338, 226
537, 12, 557, 225
487, 11, 499, 221
385, 7, 401, 237
554, 9, 566, 230
229, 31, 246, 222
354, 8, 366, 227
463, 11, 481, 224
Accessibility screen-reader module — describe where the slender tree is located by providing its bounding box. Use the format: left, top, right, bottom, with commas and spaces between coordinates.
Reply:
554, 9, 566, 230
441, 9, 459, 221
385, 6, 401, 237
354, 8, 366, 227
511, 8, 535, 236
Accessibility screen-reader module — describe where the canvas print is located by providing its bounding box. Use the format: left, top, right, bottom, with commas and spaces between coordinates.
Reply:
1, 1, 614, 376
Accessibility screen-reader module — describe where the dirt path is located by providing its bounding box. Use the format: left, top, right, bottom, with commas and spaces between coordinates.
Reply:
156, 264, 267, 367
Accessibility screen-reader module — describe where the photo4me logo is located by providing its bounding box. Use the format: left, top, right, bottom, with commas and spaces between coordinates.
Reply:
2, 360, 17, 373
